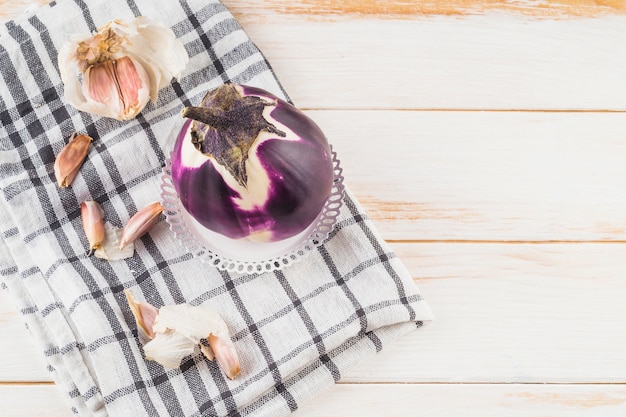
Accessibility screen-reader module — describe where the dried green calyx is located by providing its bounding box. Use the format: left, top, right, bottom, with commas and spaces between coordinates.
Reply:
182, 84, 286, 188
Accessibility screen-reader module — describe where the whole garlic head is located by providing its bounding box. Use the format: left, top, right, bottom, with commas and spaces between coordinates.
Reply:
58, 16, 189, 121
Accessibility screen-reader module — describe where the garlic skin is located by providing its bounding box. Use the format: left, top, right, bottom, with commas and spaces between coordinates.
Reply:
94, 223, 135, 261
58, 17, 189, 121
144, 330, 198, 369
124, 290, 241, 379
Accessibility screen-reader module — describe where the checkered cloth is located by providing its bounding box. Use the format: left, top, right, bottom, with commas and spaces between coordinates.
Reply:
0, 0, 433, 416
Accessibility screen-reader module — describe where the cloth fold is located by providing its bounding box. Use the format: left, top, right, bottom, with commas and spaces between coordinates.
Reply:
0, 0, 433, 416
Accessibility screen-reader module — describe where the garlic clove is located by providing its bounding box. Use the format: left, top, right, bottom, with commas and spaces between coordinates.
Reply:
119, 202, 164, 249
81, 56, 151, 121
208, 333, 241, 380
58, 17, 188, 121
124, 290, 159, 342
54, 133, 92, 188
82, 60, 125, 114
112, 16, 188, 99
115, 56, 149, 115
80, 200, 105, 255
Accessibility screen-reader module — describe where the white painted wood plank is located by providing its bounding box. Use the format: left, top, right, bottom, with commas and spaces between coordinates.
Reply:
0, 289, 52, 382
222, 7, 626, 110
5, 2, 626, 110
223, 0, 626, 21
293, 384, 626, 417
0, 385, 72, 417
3, 243, 626, 383
2, 383, 626, 417
344, 242, 626, 383
307, 110, 626, 241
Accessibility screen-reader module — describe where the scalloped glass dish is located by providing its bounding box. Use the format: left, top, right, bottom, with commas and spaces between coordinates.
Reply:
160, 149, 344, 274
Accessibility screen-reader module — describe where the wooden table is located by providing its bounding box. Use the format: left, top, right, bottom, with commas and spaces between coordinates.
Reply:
2, 1, 626, 415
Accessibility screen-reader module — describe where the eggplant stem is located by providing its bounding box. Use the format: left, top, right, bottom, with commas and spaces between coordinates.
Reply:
182, 106, 233, 130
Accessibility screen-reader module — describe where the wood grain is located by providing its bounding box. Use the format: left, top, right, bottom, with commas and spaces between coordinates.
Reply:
308, 110, 626, 241
2, 383, 626, 417
224, 0, 626, 19
0, 385, 71, 417
223, 14, 626, 111
292, 384, 626, 417
346, 242, 626, 383
5, 0, 626, 23
0, 290, 52, 382
5, 3, 626, 110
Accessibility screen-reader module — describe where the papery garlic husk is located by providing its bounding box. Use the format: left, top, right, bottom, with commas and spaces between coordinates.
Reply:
54, 132, 92, 187
80, 200, 105, 255
119, 202, 164, 249
144, 330, 198, 369
124, 291, 241, 379
151, 304, 241, 379
94, 223, 135, 261
58, 16, 189, 121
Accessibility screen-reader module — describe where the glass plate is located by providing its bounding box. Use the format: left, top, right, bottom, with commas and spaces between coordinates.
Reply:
160, 148, 344, 274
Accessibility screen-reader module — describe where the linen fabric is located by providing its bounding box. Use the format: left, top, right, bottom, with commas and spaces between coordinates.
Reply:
0, 0, 433, 415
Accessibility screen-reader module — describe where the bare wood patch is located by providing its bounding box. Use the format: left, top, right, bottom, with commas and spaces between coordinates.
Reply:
256, 0, 626, 19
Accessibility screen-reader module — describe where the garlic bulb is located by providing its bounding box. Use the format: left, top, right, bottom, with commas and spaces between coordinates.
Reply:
58, 16, 189, 121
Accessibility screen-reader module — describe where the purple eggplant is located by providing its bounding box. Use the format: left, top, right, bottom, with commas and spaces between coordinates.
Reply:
170, 84, 334, 242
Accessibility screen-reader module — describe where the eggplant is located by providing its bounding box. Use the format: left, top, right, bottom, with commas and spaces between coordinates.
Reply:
170, 84, 334, 242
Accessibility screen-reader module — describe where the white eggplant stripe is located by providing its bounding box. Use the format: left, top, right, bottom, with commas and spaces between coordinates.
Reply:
161, 147, 345, 273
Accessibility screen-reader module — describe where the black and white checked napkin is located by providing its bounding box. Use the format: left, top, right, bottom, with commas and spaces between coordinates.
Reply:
0, 0, 433, 415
